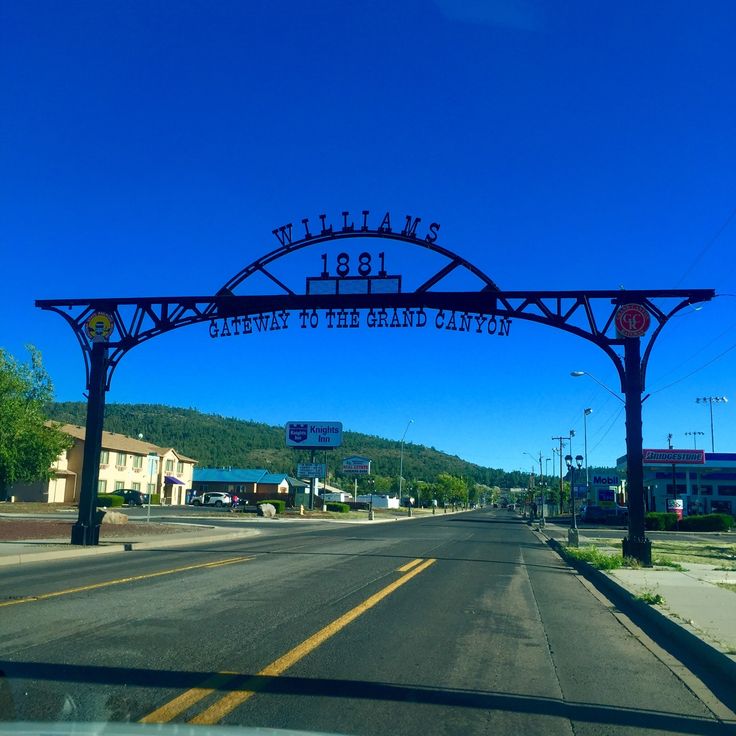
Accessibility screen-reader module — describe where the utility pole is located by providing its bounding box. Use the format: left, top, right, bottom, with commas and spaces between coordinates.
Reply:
537, 450, 545, 526
552, 436, 568, 512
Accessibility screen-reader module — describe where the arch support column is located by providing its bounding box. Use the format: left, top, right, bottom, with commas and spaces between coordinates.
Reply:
71, 342, 109, 546
621, 336, 651, 565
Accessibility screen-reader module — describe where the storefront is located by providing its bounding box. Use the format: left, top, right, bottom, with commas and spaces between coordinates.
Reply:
618, 450, 736, 516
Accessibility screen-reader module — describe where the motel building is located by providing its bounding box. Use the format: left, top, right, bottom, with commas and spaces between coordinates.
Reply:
617, 449, 736, 517
11, 424, 196, 505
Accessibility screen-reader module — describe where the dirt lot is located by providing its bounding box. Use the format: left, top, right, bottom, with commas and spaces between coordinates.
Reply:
0, 518, 201, 541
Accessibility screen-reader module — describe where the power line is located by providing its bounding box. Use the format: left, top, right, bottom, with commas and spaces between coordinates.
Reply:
589, 405, 625, 454
648, 338, 736, 397
674, 203, 736, 287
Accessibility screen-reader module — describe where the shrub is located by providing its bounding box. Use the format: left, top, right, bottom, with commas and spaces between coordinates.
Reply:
149, 494, 160, 505
645, 512, 678, 531
258, 499, 285, 514
97, 494, 124, 508
679, 514, 734, 532
326, 502, 350, 513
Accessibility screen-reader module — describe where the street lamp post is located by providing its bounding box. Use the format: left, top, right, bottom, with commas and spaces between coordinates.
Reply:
565, 453, 584, 547
583, 408, 592, 496
398, 419, 414, 506
695, 397, 728, 452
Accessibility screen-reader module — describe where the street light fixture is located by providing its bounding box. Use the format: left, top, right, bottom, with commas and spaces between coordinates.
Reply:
571, 371, 624, 403
565, 453, 584, 547
398, 419, 414, 505
695, 397, 728, 452
685, 430, 705, 449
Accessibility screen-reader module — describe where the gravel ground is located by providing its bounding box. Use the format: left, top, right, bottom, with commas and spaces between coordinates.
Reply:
0, 518, 204, 541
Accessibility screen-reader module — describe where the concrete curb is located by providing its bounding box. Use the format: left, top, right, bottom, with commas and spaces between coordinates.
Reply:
0, 528, 258, 567
541, 533, 736, 691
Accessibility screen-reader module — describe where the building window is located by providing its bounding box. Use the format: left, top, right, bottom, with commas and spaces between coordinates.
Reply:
717, 486, 736, 496
700, 485, 713, 496
115, 481, 124, 491
117, 452, 127, 466
132, 482, 141, 491
148, 483, 156, 494
665, 484, 686, 495
176, 461, 184, 473
132, 455, 143, 469
100, 450, 109, 464
165, 459, 174, 472
98, 480, 107, 493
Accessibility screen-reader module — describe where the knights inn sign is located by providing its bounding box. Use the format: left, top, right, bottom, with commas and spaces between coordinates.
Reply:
37, 208, 716, 564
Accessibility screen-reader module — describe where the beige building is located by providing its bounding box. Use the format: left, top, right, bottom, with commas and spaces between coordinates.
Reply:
11, 424, 197, 505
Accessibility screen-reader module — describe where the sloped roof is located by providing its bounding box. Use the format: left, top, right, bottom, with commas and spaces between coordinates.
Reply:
52, 423, 197, 463
193, 468, 270, 483
260, 472, 292, 485
192, 469, 307, 487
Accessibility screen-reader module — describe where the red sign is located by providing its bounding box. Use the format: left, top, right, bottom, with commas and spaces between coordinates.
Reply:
615, 303, 650, 338
642, 449, 705, 464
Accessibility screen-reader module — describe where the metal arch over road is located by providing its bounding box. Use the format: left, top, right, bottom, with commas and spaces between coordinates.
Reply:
36, 209, 716, 560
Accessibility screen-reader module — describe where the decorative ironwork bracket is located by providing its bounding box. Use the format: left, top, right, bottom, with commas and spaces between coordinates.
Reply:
37, 288, 715, 391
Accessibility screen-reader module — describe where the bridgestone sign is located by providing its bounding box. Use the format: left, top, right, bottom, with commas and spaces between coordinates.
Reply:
642, 449, 705, 464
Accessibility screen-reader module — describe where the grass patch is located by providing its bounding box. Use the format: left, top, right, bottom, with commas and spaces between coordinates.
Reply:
0, 502, 77, 514
651, 540, 736, 566
716, 582, 736, 594
652, 557, 686, 571
563, 545, 623, 570
636, 590, 665, 605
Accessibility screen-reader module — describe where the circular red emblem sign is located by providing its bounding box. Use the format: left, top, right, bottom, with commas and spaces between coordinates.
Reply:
615, 303, 650, 337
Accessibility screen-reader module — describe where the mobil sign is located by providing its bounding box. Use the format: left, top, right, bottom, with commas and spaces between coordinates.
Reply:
285, 421, 343, 448
591, 474, 620, 487
342, 455, 371, 475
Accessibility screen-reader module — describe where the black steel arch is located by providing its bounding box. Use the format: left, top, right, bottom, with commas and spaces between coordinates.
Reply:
217, 228, 501, 297
36, 218, 716, 562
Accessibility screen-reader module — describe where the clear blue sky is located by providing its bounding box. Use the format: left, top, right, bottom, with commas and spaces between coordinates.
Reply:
2, 1, 735, 475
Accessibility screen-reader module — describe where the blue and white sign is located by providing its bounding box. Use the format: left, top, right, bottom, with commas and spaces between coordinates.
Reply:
297, 463, 326, 478
285, 421, 343, 448
342, 455, 371, 475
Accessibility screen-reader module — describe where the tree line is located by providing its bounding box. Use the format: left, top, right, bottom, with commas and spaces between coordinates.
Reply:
0, 347, 620, 502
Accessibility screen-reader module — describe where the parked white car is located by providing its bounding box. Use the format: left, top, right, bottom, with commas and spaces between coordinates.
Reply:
190, 492, 232, 507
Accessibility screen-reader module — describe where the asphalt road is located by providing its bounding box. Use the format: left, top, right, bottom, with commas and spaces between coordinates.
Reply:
1, 509, 734, 735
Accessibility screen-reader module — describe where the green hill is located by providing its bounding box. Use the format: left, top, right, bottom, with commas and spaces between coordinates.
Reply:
46, 402, 621, 496
47, 402, 523, 490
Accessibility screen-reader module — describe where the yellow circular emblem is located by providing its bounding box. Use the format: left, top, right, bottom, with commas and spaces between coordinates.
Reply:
86, 312, 114, 341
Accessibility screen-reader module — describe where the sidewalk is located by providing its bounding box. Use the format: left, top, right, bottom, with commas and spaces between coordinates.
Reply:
537, 520, 736, 687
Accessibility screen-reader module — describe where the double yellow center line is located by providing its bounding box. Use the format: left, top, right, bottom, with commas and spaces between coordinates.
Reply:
141, 557, 436, 725
0, 556, 254, 608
